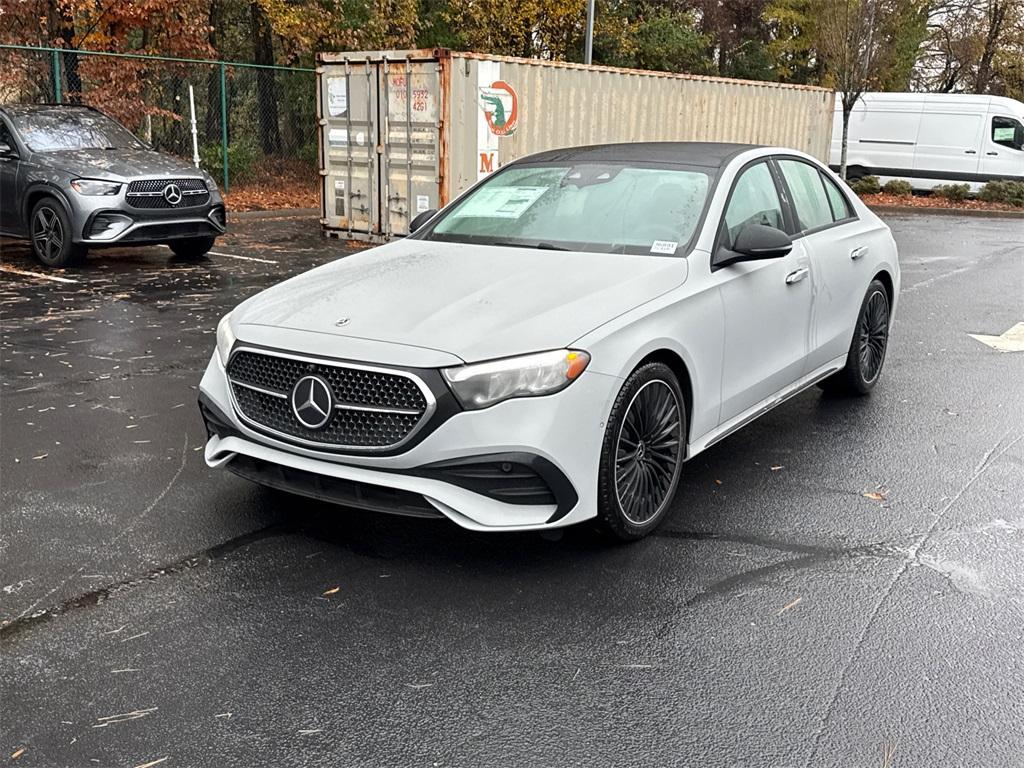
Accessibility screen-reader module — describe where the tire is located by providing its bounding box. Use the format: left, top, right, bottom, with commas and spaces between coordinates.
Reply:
169, 236, 215, 260
597, 362, 687, 541
819, 279, 891, 396
30, 198, 86, 267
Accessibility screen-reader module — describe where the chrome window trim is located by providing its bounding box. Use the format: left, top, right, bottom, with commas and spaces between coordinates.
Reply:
225, 345, 438, 453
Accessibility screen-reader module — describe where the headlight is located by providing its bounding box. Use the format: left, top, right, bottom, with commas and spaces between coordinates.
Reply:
443, 349, 590, 410
216, 313, 236, 365
70, 178, 121, 196
202, 172, 218, 192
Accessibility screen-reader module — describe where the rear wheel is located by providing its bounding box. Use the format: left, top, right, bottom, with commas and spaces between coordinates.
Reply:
30, 198, 86, 267
820, 279, 891, 396
597, 362, 686, 541
169, 236, 215, 260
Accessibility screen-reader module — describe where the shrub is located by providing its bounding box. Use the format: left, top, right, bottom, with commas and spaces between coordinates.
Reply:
979, 180, 1024, 207
199, 141, 259, 186
933, 183, 971, 202
882, 179, 914, 196
849, 175, 881, 195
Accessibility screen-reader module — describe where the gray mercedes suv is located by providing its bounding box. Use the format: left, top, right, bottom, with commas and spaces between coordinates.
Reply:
0, 104, 226, 267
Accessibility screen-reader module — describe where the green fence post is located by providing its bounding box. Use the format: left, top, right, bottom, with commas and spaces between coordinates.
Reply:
219, 62, 229, 193
51, 50, 62, 103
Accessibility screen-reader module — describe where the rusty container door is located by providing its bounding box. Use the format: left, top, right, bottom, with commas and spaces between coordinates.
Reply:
319, 58, 381, 236
379, 56, 443, 237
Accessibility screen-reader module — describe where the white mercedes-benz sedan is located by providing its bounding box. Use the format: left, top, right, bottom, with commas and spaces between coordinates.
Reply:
199, 142, 899, 540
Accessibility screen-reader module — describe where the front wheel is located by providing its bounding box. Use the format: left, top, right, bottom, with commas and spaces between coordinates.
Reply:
597, 362, 686, 541
30, 198, 86, 267
169, 236, 215, 260
820, 279, 891, 396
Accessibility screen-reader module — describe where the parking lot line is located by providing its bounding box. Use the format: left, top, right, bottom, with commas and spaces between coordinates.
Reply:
0, 265, 79, 284
208, 251, 278, 265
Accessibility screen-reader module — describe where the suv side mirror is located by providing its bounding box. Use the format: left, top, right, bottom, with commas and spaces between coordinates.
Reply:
409, 208, 437, 234
714, 223, 793, 268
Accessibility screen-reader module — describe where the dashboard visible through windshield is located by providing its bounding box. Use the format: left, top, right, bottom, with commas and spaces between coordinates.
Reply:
422, 162, 713, 256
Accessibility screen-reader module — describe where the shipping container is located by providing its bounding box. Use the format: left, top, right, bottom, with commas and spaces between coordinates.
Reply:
316, 49, 835, 240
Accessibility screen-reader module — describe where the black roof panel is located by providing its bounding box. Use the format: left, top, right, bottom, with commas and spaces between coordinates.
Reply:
518, 142, 761, 168
0, 103, 99, 116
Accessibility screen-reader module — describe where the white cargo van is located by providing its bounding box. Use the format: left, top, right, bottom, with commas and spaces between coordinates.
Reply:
829, 93, 1024, 190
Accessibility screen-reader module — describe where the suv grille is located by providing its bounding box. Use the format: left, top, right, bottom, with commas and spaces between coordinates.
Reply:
126, 178, 210, 209
226, 350, 431, 450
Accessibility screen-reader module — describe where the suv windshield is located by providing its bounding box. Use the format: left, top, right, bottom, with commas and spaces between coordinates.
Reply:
423, 163, 712, 255
12, 109, 145, 152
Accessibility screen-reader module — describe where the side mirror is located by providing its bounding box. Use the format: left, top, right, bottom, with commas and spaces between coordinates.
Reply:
409, 208, 437, 234
714, 223, 793, 268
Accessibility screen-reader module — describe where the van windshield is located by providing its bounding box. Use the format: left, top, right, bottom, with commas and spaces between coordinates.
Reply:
422, 163, 712, 255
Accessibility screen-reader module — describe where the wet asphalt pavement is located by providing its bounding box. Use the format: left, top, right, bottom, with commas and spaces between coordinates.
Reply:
1, 212, 1023, 767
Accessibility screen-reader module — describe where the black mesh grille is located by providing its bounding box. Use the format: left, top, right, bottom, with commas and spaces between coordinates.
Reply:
226, 350, 429, 450
127, 179, 210, 209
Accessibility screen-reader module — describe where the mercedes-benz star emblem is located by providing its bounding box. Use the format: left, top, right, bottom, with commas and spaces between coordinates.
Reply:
291, 375, 333, 430
163, 183, 183, 205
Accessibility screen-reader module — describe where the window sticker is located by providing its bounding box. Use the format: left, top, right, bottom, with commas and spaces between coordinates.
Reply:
650, 240, 678, 255
327, 77, 348, 117
416, 194, 430, 213
453, 186, 548, 219
993, 126, 1016, 142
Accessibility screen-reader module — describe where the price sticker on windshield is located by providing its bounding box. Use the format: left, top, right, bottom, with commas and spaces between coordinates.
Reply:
650, 240, 678, 255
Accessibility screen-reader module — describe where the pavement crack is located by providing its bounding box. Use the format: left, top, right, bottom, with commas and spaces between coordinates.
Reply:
0, 524, 291, 643
802, 430, 1023, 767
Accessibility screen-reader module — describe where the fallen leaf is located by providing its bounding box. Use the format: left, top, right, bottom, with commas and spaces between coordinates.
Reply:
133, 758, 169, 768
777, 597, 802, 616
863, 491, 887, 502
322, 586, 340, 596
714, 479, 722, 485
11, 747, 26, 759
770, 464, 784, 471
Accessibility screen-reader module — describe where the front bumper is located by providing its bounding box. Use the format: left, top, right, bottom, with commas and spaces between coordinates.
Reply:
198, 351, 620, 531
69, 184, 227, 245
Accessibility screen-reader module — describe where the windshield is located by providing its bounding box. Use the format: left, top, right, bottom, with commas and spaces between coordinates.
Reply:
12, 109, 145, 152
423, 163, 712, 255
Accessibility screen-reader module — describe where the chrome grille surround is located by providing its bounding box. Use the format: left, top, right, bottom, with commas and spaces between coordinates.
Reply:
126, 178, 210, 209
225, 347, 436, 453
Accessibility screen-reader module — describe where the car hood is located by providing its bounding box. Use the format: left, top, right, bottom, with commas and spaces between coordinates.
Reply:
234, 239, 687, 364
38, 148, 202, 181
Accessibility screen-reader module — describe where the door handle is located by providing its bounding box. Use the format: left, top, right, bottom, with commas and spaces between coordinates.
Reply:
964, 150, 977, 155
785, 267, 809, 285
850, 246, 868, 261
986, 151, 999, 156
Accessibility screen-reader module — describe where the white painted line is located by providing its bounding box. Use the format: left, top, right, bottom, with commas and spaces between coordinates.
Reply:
968, 322, 1024, 352
209, 250, 278, 265
0, 265, 79, 284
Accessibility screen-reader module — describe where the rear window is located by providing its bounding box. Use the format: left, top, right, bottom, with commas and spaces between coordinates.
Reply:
12, 109, 145, 152
778, 159, 833, 232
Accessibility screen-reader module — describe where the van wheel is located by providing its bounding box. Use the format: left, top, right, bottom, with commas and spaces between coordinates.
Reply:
596, 362, 686, 541
845, 166, 867, 182
30, 198, 86, 267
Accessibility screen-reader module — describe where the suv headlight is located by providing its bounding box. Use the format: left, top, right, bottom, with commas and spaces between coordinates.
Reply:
202, 171, 219, 192
70, 178, 121, 196
216, 313, 236, 366
443, 349, 590, 410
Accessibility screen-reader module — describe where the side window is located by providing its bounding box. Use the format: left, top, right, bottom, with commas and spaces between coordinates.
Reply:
778, 159, 833, 232
722, 162, 784, 247
0, 120, 14, 153
821, 172, 853, 221
992, 116, 1024, 151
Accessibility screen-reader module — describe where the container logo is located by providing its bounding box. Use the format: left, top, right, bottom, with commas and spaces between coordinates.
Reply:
479, 80, 519, 136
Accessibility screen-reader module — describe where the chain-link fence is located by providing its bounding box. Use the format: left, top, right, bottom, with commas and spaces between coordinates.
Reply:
0, 44, 318, 207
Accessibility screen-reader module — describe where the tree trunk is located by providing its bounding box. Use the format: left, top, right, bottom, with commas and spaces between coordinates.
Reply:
974, 0, 1006, 93
250, 0, 281, 154
205, 0, 222, 143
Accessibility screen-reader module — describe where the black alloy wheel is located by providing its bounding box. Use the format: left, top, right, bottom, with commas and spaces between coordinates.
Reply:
598, 362, 686, 540
820, 278, 891, 396
29, 198, 85, 267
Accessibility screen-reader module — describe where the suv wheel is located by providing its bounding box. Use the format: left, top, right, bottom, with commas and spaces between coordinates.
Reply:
169, 236, 215, 260
597, 362, 686, 541
30, 198, 86, 267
